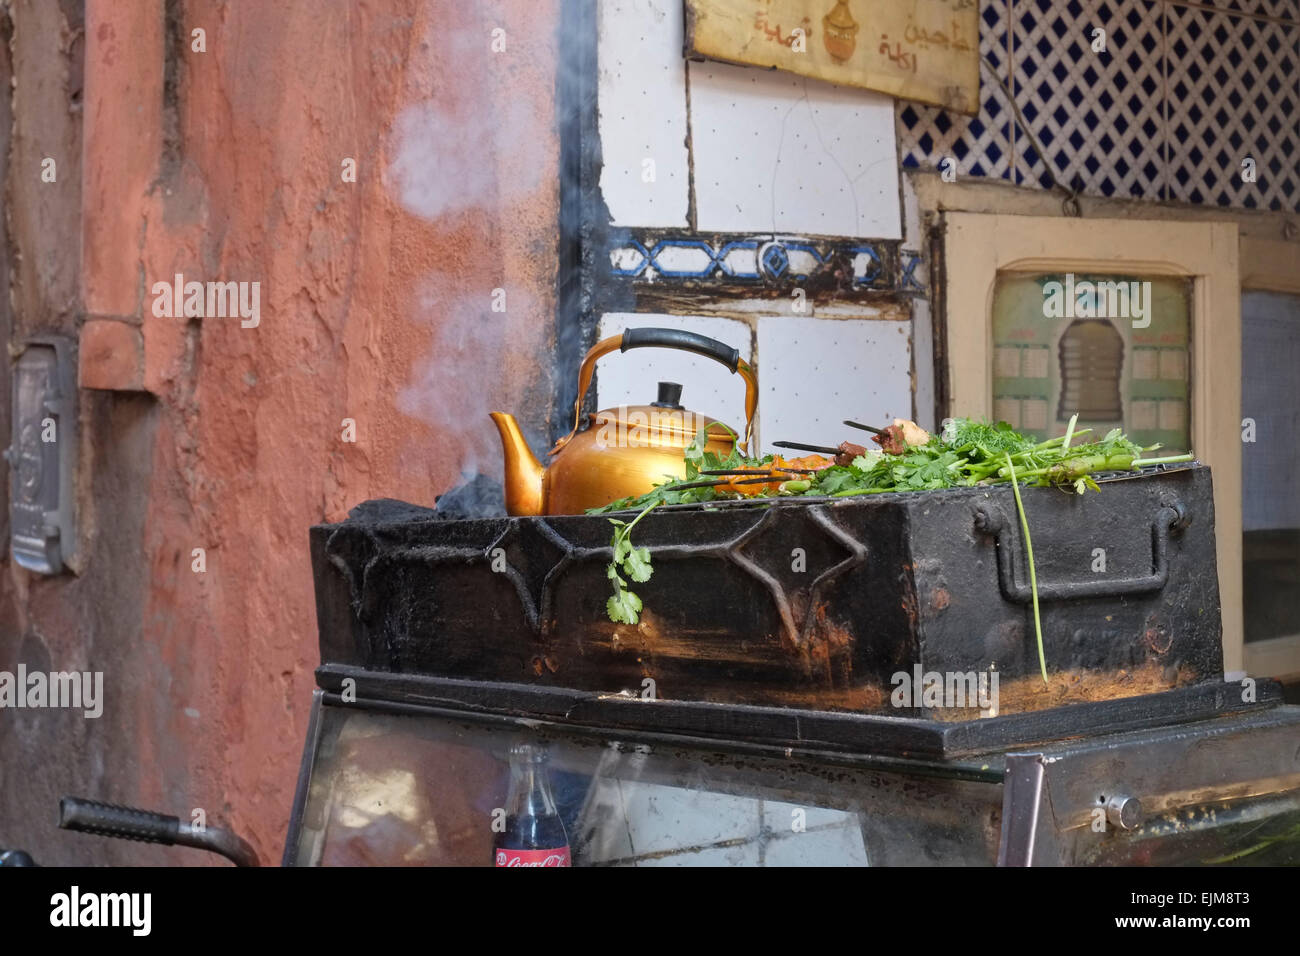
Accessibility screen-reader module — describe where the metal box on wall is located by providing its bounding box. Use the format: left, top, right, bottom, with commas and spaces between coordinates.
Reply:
7, 337, 77, 575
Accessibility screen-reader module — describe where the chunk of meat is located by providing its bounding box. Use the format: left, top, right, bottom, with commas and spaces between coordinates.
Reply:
834, 442, 867, 466
871, 419, 932, 456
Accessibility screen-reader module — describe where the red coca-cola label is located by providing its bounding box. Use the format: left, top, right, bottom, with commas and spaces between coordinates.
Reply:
494, 847, 571, 867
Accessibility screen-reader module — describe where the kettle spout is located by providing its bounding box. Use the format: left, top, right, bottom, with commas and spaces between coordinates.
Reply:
490, 412, 545, 516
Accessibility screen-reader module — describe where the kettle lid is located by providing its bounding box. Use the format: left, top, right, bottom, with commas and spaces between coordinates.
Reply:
591, 382, 734, 442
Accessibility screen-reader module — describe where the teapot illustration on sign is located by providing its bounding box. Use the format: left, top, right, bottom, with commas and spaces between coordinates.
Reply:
823, 0, 860, 62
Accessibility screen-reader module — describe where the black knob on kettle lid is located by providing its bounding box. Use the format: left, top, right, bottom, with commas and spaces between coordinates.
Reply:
652, 381, 684, 409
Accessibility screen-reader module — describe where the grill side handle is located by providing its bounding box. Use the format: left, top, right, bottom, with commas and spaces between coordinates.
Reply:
973, 496, 1188, 604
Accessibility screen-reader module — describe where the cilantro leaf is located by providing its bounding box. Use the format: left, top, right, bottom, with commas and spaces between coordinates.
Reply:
624, 545, 653, 583
606, 588, 642, 625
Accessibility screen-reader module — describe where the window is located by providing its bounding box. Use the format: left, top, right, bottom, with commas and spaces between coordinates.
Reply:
991, 273, 1192, 453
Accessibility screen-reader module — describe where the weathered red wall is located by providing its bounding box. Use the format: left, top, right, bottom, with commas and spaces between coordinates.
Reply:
0, 0, 560, 864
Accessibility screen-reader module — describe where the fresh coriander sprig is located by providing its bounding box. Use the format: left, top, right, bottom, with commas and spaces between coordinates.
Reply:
604, 500, 660, 625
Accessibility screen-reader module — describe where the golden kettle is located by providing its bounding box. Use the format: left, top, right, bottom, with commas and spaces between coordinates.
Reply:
490, 328, 757, 516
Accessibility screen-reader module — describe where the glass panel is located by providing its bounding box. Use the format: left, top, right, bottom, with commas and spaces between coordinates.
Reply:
288, 705, 1003, 866
991, 273, 1192, 454
1073, 792, 1300, 866
1241, 290, 1300, 645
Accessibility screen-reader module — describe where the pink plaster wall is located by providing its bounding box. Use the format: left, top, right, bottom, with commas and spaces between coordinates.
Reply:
0, 0, 561, 864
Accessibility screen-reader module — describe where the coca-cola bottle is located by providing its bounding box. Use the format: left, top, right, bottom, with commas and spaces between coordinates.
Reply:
493, 743, 571, 867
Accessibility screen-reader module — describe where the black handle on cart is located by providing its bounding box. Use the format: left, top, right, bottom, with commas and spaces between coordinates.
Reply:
59, 798, 180, 844
60, 797, 261, 867
974, 496, 1188, 603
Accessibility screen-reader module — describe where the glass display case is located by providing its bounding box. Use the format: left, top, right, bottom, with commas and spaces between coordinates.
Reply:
284, 684, 1300, 867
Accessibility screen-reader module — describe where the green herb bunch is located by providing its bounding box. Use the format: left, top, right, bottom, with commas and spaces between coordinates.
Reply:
592, 416, 1194, 633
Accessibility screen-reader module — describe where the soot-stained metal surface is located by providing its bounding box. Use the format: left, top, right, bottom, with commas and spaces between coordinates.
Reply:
310, 465, 1223, 716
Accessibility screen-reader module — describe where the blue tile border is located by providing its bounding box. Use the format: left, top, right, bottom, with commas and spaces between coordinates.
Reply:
606, 230, 912, 293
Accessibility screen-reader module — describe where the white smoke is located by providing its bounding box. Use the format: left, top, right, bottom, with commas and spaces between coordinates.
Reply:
385, 72, 546, 221
382, 11, 560, 488
396, 286, 522, 482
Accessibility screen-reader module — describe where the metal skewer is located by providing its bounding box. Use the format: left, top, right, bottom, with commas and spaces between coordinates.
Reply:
669, 474, 789, 491
772, 440, 840, 455
842, 420, 885, 435
669, 478, 732, 490
699, 467, 817, 476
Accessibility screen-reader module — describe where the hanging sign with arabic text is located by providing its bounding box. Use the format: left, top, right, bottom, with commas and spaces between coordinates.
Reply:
684, 0, 979, 114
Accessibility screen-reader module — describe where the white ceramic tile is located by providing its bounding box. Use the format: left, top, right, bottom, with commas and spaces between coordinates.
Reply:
762, 824, 870, 866
995, 346, 1021, 378
754, 317, 912, 452
596, 314, 753, 439
616, 780, 760, 855
1022, 347, 1049, 379
1132, 349, 1158, 380
597, 0, 691, 226
688, 61, 901, 238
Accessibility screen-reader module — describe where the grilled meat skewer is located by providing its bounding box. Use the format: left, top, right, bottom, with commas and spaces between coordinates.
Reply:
772, 440, 867, 467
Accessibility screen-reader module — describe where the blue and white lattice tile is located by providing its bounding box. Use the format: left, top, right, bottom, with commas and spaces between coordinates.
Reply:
1011, 0, 1167, 198
1192, 0, 1298, 22
896, 0, 1015, 181
1165, 4, 1299, 210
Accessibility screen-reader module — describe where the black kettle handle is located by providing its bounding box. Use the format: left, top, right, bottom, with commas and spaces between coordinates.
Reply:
619, 328, 740, 372
551, 327, 757, 457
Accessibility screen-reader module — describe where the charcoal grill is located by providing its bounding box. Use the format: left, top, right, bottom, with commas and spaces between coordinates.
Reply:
311, 462, 1221, 717
288, 463, 1300, 866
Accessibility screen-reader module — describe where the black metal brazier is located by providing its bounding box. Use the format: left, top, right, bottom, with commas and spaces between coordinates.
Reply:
311, 463, 1222, 718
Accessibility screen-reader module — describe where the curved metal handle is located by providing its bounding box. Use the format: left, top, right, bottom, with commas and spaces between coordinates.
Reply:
552, 328, 758, 456
974, 496, 1188, 603
59, 797, 261, 866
